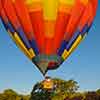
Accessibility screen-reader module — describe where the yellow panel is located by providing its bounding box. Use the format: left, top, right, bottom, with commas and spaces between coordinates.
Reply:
14, 33, 35, 59
29, 48, 35, 57
62, 35, 83, 60
68, 35, 82, 54
43, 0, 59, 20
8, 30, 35, 60
62, 50, 69, 60
25, 0, 33, 4
60, 0, 75, 5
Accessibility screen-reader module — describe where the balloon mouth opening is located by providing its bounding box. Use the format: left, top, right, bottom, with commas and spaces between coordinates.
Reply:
32, 54, 63, 75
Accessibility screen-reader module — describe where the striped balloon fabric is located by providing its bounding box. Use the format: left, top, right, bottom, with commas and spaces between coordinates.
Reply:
0, 0, 98, 75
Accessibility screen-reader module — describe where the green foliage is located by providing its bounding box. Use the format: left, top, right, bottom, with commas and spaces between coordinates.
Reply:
30, 78, 79, 100
0, 89, 30, 100
0, 80, 100, 100
52, 78, 79, 94
96, 89, 100, 95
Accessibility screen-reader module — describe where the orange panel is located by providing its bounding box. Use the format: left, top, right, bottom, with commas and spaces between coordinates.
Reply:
27, 2, 42, 12
44, 20, 55, 38
59, 3, 73, 14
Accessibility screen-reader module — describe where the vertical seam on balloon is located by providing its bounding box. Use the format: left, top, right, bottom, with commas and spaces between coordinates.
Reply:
58, 3, 85, 57
12, 0, 39, 55
2, 0, 35, 56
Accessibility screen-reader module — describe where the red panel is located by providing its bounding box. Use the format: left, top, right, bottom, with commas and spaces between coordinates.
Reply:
0, 0, 1, 13
91, 0, 98, 15
53, 12, 70, 53
2, 0, 20, 28
45, 38, 54, 55
88, 0, 98, 25
79, 3, 91, 31
29, 11, 44, 53
13, 0, 34, 40
48, 61, 58, 69
0, 1, 8, 23
65, 1, 85, 41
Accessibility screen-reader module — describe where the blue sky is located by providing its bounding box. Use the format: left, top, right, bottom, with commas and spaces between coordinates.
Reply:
0, 2, 100, 94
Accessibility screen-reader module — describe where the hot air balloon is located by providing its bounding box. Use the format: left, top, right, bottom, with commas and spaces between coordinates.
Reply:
0, 0, 98, 75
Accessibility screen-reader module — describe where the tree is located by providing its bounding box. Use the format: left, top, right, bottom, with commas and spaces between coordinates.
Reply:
96, 89, 100, 96
52, 78, 79, 98
84, 92, 100, 100
0, 89, 30, 100
0, 89, 18, 100
30, 78, 79, 100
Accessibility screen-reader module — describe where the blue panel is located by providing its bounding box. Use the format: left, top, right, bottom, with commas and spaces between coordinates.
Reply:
0, 16, 15, 33
17, 27, 31, 49
0, 17, 8, 29
58, 40, 68, 56
7, 22, 15, 33
29, 39, 39, 55
1, 17, 32, 51
80, 23, 89, 36
66, 30, 80, 51
1, 15, 31, 50
87, 23, 93, 33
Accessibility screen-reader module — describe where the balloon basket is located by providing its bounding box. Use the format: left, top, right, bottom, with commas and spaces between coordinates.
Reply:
42, 76, 54, 91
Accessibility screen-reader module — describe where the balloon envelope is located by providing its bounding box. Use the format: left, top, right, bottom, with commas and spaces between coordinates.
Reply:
0, 0, 98, 75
